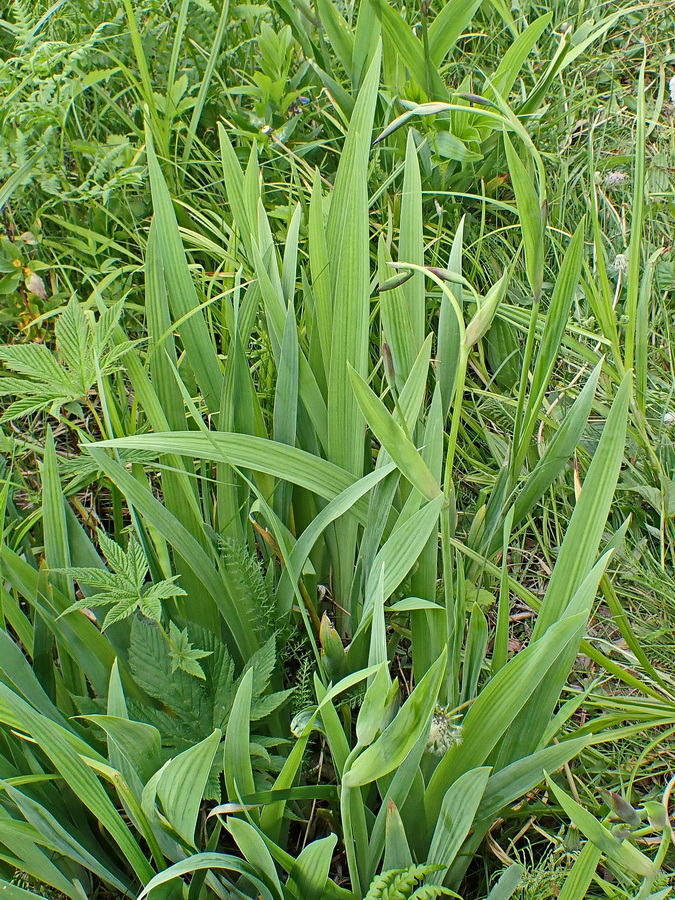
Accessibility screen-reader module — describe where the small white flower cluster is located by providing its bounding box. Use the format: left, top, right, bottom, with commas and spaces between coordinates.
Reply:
426, 706, 463, 756
613, 253, 628, 274
605, 171, 629, 187
670, 75, 675, 106
594, 170, 629, 189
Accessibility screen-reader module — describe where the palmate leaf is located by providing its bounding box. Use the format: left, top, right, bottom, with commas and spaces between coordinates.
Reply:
58, 527, 186, 629
101, 595, 147, 629
168, 621, 212, 679
0, 377, 63, 395
0, 297, 129, 421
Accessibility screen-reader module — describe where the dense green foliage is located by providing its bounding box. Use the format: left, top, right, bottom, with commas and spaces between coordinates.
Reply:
0, 0, 674, 897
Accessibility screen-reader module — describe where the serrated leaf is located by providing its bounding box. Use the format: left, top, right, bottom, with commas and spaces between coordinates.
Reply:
55, 296, 93, 387
168, 621, 212, 680
0, 343, 68, 384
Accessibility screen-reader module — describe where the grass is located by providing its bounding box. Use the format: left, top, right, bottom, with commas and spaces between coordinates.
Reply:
0, 0, 674, 898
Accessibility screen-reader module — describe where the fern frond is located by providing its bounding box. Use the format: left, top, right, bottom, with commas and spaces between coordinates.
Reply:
364, 865, 450, 900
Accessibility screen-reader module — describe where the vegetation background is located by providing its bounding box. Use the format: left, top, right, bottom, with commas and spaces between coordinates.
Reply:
0, 0, 674, 897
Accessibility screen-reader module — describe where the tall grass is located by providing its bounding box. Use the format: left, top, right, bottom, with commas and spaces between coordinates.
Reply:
0, 0, 673, 897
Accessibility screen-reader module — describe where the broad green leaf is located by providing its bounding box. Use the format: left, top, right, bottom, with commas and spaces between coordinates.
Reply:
181, 0, 230, 163
383, 801, 413, 872
521, 220, 586, 452
84, 715, 162, 789
94, 434, 373, 523
476, 737, 590, 823
327, 46, 380, 476
464, 272, 509, 348
492, 553, 612, 769
556, 842, 602, 900
485, 864, 525, 900
349, 366, 442, 501
1, 783, 130, 893
0, 879, 59, 900
276, 461, 397, 615
427, 0, 483, 67
0, 627, 67, 728
437, 218, 464, 416
368, 730, 429, 878
146, 127, 222, 412
362, 495, 444, 625
0, 149, 45, 208
424, 613, 585, 821
356, 662, 393, 747
509, 360, 601, 536
0, 546, 115, 696
368, 0, 425, 89
369, 0, 445, 99
218, 125, 256, 259
273, 305, 299, 518
154, 729, 221, 846
399, 131, 424, 354
344, 649, 446, 787
0, 684, 152, 882
227, 817, 283, 894
379, 262, 417, 394
224, 668, 256, 804
308, 170, 333, 370
287, 833, 338, 900
503, 131, 544, 300
259, 726, 314, 840
0, 816, 83, 900
486, 13, 552, 100
460, 604, 488, 704
315, 0, 353, 75
428, 767, 491, 878
137, 852, 280, 900
352, 0, 380, 88
533, 371, 631, 637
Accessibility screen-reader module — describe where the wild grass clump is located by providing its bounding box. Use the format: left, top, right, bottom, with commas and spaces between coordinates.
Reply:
0, 0, 674, 898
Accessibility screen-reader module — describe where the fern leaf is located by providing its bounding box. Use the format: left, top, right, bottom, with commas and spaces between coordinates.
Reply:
364, 866, 448, 900
410, 885, 458, 899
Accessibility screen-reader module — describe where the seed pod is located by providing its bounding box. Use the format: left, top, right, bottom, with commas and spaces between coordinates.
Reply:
319, 614, 346, 680
608, 792, 641, 827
